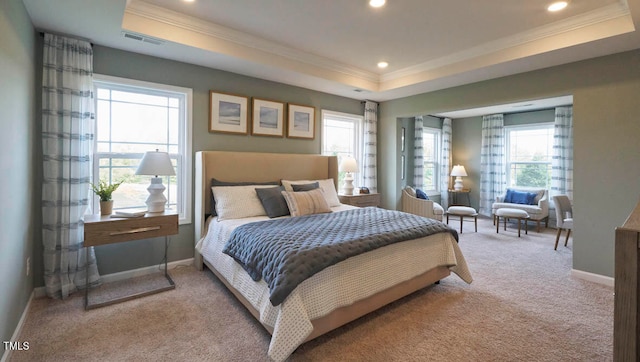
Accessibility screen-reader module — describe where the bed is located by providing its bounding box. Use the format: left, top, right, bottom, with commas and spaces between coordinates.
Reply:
194, 151, 472, 361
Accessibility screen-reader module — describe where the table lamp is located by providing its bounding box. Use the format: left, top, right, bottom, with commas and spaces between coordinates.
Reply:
451, 165, 468, 191
339, 156, 358, 195
135, 149, 176, 212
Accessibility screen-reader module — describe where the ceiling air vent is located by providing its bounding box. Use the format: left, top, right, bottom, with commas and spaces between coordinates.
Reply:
122, 31, 164, 46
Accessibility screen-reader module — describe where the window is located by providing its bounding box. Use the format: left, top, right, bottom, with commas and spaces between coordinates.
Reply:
506, 124, 554, 188
422, 128, 440, 192
93, 74, 192, 224
321, 110, 363, 186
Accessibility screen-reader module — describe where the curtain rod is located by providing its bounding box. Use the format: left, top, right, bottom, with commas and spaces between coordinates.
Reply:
39, 31, 94, 46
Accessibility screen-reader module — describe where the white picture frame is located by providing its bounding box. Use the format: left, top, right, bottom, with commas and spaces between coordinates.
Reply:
251, 98, 285, 137
287, 104, 315, 139
209, 91, 249, 135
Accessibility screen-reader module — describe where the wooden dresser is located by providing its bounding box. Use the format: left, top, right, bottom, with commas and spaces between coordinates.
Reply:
614, 200, 640, 361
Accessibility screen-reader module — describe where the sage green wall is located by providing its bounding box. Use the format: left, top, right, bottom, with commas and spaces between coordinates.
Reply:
451, 116, 482, 210
28, 45, 363, 280
0, 0, 37, 348
397, 116, 443, 205
380, 49, 640, 278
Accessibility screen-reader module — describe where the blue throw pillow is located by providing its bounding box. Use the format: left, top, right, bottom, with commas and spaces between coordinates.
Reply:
504, 189, 513, 203
510, 190, 530, 205
526, 192, 537, 205
416, 188, 430, 200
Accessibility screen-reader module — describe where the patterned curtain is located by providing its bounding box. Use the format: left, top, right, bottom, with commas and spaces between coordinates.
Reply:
413, 116, 424, 188
362, 101, 378, 193
551, 106, 573, 200
479, 114, 506, 216
440, 118, 453, 208
42, 33, 100, 298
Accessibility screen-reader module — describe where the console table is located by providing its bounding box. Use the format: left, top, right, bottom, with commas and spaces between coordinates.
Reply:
83, 210, 178, 310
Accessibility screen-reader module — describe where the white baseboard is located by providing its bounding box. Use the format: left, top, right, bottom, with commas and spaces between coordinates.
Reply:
33, 258, 194, 298
1, 290, 35, 362
571, 269, 614, 287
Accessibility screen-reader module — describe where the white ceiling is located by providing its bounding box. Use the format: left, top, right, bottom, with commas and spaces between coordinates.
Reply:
22, 0, 640, 106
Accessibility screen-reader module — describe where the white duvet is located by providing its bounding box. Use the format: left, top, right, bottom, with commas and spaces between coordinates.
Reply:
196, 205, 472, 361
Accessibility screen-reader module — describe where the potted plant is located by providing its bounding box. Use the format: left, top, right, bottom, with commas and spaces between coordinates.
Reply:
90, 179, 124, 215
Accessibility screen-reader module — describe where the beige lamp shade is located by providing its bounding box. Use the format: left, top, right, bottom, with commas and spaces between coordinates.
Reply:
339, 156, 358, 173
450, 165, 467, 177
135, 150, 176, 177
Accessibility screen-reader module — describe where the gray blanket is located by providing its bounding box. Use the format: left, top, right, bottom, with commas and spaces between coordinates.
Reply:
223, 207, 458, 306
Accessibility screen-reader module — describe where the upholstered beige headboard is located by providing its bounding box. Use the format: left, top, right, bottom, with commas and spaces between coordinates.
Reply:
194, 151, 338, 264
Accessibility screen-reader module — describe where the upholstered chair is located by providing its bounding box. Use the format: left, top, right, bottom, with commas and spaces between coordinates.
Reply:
552, 195, 573, 250
401, 187, 444, 222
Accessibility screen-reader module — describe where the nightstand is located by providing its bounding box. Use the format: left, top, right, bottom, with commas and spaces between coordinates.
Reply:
339, 193, 381, 207
83, 210, 178, 310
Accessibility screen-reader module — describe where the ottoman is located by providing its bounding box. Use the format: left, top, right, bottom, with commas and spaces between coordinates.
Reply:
446, 206, 478, 233
495, 208, 529, 237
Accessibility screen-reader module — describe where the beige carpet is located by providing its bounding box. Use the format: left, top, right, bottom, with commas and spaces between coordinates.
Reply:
9, 217, 613, 361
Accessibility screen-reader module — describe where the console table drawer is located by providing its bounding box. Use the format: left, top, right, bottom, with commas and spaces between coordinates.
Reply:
84, 213, 178, 247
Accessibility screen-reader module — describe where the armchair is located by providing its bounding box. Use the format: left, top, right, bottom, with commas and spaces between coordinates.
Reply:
401, 187, 444, 221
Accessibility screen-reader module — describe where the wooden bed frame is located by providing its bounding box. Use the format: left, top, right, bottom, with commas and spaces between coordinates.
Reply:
194, 150, 451, 343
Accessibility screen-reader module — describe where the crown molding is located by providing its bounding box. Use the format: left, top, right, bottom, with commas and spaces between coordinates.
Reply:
125, 0, 380, 84
381, 2, 632, 82
125, 0, 631, 93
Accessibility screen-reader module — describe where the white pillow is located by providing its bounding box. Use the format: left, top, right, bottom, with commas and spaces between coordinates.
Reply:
211, 185, 274, 221
281, 178, 341, 207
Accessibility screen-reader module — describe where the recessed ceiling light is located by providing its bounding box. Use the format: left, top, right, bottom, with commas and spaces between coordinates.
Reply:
369, 0, 386, 8
377, 61, 389, 69
547, 1, 568, 12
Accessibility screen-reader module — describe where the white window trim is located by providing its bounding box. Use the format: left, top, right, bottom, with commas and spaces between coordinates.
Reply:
93, 74, 193, 225
505, 122, 554, 189
320, 109, 364, 186
422, 127, 441, 193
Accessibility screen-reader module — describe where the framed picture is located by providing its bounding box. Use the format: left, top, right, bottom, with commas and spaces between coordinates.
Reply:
209, 91, 249, 135
287, 104, 315, 139
251, 98, 285, 137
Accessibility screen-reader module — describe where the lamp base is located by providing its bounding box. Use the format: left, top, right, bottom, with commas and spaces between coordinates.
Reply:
145, 177, 167, 213
342, 173, 354, 195
454, 177, 464, 191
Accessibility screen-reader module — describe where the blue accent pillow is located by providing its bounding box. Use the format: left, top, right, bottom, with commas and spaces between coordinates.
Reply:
504, 189, 514, 203
510, 190, 531, 205
416, 188, 430, 200
526, 192, 537, 205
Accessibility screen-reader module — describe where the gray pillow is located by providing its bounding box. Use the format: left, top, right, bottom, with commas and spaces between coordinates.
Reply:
209, 178, 279, 216
291, 182, 319, 192
255, 186, 290, 218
